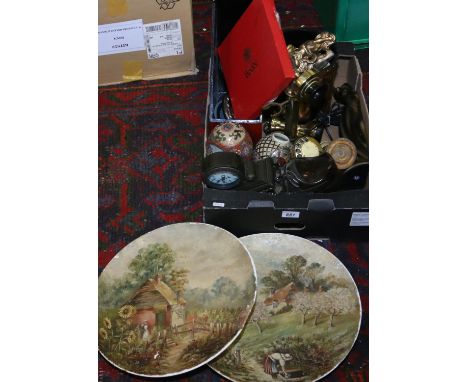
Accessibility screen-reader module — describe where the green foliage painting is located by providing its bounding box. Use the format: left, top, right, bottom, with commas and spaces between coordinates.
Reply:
98, 223, 256, 377
211, 233, 361, 382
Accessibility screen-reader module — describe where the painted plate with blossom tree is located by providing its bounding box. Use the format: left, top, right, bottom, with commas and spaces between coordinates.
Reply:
98, 223, 257, 377
210, 233, 361, 382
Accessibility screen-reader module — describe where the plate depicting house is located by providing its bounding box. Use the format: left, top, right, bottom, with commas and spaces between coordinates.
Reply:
98, 223, 257, 377
210, 233, 361, 382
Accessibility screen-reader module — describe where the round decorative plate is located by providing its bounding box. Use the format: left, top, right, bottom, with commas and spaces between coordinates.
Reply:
210, 233, 361, 382
98, 223, 257, 378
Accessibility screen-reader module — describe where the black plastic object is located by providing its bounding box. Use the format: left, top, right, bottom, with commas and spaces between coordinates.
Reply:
284, 153, 338, 191
202, 152, 245, 189
339, 162, 369, 190
202, 152, 275, 192
334, 83, 369, 161
236, 157, 275, 192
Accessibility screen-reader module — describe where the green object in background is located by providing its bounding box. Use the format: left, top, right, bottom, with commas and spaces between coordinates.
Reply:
314, 0, 369, 49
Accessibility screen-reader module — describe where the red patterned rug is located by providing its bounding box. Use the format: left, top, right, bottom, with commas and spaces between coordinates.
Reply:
98, 1, 369, 381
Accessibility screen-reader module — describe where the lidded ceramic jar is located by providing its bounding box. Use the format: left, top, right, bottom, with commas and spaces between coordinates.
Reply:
254, 132, 292, 165
206, 122, 253, 159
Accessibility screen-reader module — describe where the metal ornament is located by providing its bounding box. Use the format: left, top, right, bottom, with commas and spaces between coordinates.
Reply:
296, 120, 323, 140
293, 136, 323, 158
260, 32, 337, 148
222, 95, 234, 119
287, 32, 336, 77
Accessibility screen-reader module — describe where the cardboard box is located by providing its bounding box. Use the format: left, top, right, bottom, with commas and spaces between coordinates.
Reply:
98, 0, 197, 86
204, 55, 369, 240
203, 1, 369, 240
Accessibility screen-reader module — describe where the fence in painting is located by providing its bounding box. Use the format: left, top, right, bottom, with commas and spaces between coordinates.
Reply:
172, 319, 211, 337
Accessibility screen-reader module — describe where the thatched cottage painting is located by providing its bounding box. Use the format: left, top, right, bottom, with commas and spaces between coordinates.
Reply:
98, 223, 256, 378
211, 233, 361, 382
127, 274, 186, 331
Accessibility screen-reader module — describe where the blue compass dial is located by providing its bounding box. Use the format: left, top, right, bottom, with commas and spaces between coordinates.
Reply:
207, 171, 240, 186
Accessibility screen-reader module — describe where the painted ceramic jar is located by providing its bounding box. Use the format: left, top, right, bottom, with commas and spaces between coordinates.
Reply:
206, 122, 253, 159
254, 133, 292, 166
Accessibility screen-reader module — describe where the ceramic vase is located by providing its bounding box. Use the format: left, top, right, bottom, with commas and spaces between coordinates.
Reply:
206, 122, 253, 159
254, 132, 292, 165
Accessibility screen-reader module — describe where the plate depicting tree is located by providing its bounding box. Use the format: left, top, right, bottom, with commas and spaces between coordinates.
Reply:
210, 233, 361, 382
98, 223, 257, 378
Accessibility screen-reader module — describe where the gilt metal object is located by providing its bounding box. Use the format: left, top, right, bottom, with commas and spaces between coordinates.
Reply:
287, 32, 336, 78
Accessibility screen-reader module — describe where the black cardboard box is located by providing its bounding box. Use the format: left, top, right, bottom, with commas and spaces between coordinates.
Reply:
203, 0, 369, 240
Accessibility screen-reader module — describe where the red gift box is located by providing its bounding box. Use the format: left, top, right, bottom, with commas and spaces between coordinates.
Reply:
217, 0, 295, 120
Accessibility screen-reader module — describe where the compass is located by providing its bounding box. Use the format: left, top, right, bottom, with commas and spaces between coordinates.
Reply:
202, 152, 245, 189
202, 152, 275, 192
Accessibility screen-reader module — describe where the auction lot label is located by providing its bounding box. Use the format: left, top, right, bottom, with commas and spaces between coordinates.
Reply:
98, 19, 146, 56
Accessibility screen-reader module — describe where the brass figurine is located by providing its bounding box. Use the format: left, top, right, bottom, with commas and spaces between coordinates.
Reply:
287, 32, 336, 77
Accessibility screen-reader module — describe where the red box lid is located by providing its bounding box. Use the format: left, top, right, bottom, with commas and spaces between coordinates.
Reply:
217, 0, 295, 120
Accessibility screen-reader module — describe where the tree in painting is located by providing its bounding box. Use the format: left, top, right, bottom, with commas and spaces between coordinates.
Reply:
310, 291, 328, 326
261, 269, 291, 293
168, 268, 189, 300
250, 302, 271, 334
128, 243, 175, 281
211, 276, 241, 300
299, 262, 325, 292
261, 255, 323, 293
99, 243, 177, 308
283, 255, 307, 286
292, 291, 314, 325
323, 287, 356, 328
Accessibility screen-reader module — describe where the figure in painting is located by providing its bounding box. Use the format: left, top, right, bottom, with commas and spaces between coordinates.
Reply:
211, 234, 361, 382
98, 226, 256, 377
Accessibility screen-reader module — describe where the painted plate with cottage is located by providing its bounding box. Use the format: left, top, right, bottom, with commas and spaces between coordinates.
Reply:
210, 233, 361, 382
98, 223, 257, 378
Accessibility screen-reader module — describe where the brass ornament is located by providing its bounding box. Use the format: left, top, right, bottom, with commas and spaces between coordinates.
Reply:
287, 32, 336, 78
293, 136, 323, 158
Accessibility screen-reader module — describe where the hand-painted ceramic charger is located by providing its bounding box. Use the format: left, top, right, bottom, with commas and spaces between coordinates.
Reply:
98, 223, 257, 378
210, 233, 361, 382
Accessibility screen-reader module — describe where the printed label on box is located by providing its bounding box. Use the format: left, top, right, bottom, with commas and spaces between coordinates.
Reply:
98, 19, 146, 56
144, 19, 184, 59
282, 211, 300, 219
212, 202, 225, 207
350, 212, 369, 226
